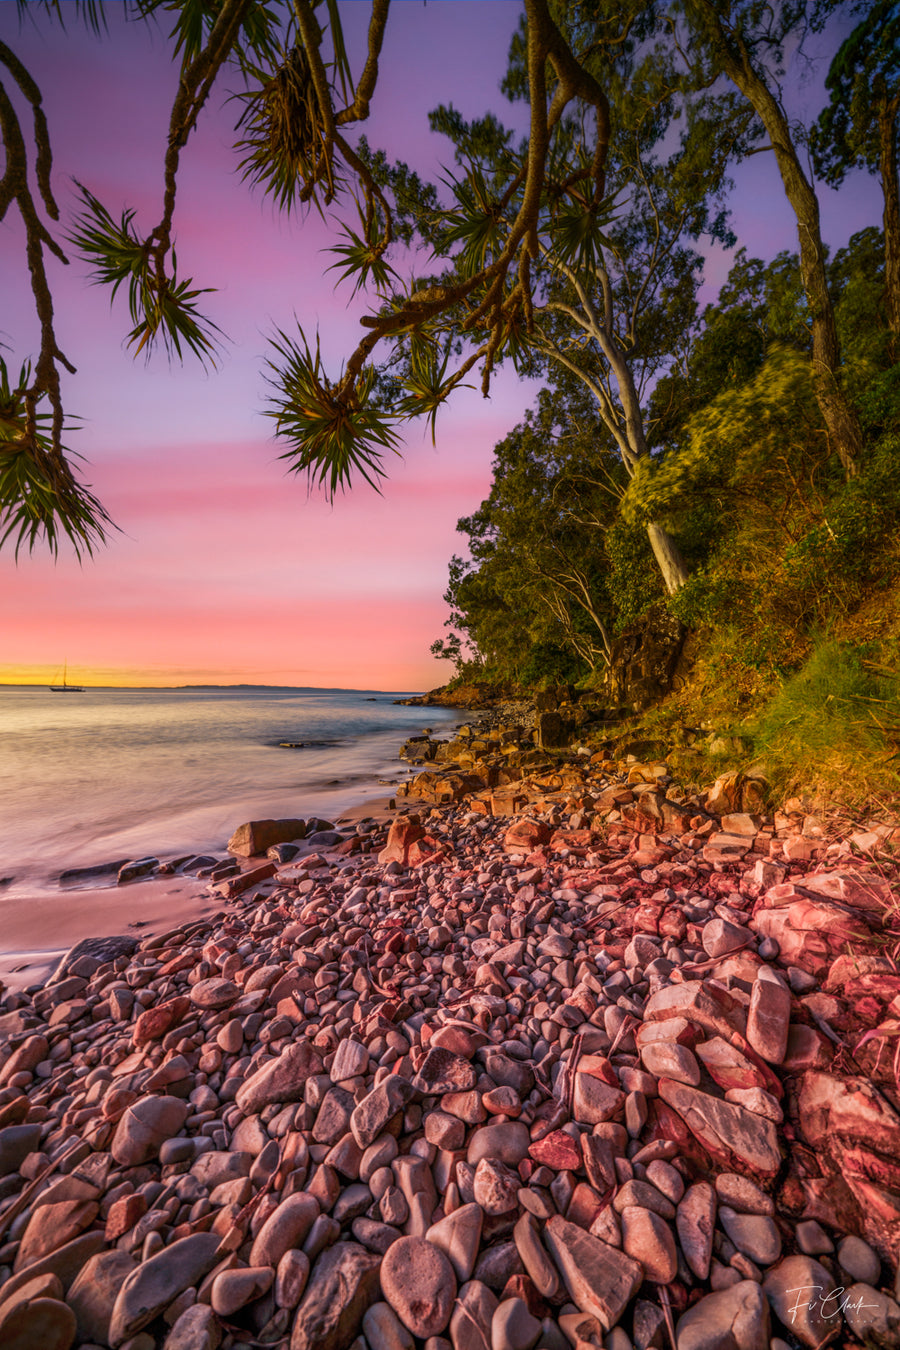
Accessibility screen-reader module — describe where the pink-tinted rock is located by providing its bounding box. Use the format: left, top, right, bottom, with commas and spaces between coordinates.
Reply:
724, 1087, 783, 1122
190, 977, 239, 1009
528, 1131, 582, 1172
572, 1074, 625, 1125
473, 1158, 519, 1215
211, 1266, 274, 1316
378, 817, 425, 867
658, 1079, 782, 1177
0, 1035, 49, 1087
430, 1024, 483, 1058
502, 819, 551, 852
67, 1250, 138, 1346
677, 1182, 716, 1280
380, 1235, 457, 1338
695, 1037, 769, 1093
0, 1297, 77, 1350
762, 1255, 838, 1347
110, 1095, 190, 1167
250, 1192, 319, 1268
781, 1025, 834, 1071
228, 818, 307, 856
543, 1216, 642, 1331
753, 900, 871, 979
235, 1040, 324, 1115
108, 1234, 221, 1346
676, 1282, 770, 1350
643, 981, 747, 1038
132, 996, 191, 1047
14, 1200, 99, 1273
426, 1203, 483, 1283
164, 1302, 222, 1350
798, 1072, 900, 1157
218, 861, 277, 897
412, 1047, 476, 1096
620, 1206, 677, 1282
640, 1042, 700, 1086
746, 970, 791, 1065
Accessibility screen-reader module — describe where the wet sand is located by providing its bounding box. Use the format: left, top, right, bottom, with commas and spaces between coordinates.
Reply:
0, 875, 226, 993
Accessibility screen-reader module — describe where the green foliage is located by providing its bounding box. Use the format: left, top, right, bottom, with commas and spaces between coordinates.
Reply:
810, 2, 900, 186
749, 639, 900, 793
68, 183, 223, 366
264, 325, 401, 497
325, 219, 397, 298
605, 519, 663, 631
0, 356, 114, 558
517, 643, 589, 689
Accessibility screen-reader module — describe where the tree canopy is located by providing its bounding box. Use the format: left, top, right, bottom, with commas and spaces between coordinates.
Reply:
0, 0, 894, 578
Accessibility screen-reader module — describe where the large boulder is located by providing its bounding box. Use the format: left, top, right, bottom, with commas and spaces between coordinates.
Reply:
228, 819, 307, 857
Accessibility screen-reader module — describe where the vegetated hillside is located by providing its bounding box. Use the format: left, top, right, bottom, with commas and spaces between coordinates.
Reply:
430, 224, 900, 810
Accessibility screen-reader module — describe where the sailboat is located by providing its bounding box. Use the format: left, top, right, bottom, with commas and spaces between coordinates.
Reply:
50, 661, 84, 692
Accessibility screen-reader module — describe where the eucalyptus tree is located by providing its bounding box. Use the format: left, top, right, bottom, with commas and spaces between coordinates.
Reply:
679, 0, 865, 478
810, 1, 900, 356
355, 3, 757, 595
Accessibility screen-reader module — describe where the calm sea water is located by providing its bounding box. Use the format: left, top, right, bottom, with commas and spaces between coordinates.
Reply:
0, 685, 460, 897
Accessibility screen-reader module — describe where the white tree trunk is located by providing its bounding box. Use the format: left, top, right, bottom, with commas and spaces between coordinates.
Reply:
647, 520, 689, 594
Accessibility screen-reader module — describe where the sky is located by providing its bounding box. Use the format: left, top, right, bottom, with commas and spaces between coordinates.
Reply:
0, 1, 884, 690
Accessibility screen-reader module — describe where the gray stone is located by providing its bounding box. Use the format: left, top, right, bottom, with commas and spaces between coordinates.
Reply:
50, 935, 137, 982
108, 1233, 221, 1346
719, 1208, 782, 1266
542, 1215, 642, 1331
450, 1281, 498, 1350
842, 1283, 900, 1348
426, 1203, 483, 1282
0, 1123, 42, 1176
467, 1123, 531, 1167
676, 1183, 716, 1282
491, 1297, 541, 1350
364, 1302, 416, 1350
676, 1281, 770, 1350
290, 1242, 382, 1350
762, 1255, 840, 1348
838, 1235, 880, 1285
60, 1249, 138, 1346
163, 1303, 222, 1350
351, 1078, 416, 1149
110, 1095, 190, 1167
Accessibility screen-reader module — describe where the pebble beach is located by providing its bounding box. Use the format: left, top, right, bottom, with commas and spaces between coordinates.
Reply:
1, 734, 900, 1350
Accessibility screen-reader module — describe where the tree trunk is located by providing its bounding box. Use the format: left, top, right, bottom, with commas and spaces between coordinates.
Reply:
647, 520, 689, 594
689, 3, 862, 477
879, 98, 900, 360
614, 353, 690, 593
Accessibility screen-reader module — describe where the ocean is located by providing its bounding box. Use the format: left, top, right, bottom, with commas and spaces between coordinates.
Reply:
0, 685, 461, 899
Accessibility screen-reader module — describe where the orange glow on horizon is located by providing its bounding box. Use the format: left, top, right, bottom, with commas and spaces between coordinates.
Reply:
0, 665, 433, 691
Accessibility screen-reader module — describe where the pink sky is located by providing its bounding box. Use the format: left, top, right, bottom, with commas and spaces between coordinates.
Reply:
0, 3, 883, 689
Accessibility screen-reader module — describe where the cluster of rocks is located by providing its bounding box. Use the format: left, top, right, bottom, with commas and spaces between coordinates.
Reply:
2, 757, 900, 1350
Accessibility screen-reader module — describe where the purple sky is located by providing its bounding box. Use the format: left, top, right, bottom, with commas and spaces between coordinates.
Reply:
0, 2, 883, 688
